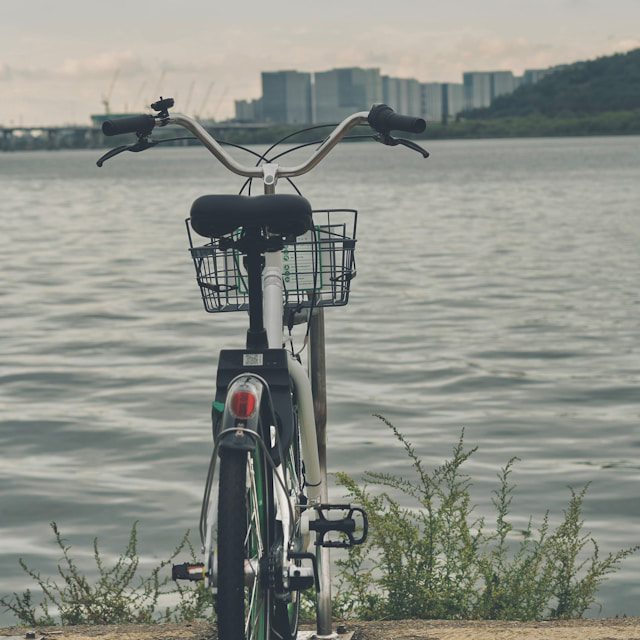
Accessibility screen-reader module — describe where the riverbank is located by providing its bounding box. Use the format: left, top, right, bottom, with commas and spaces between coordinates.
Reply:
3, 619, 640, 640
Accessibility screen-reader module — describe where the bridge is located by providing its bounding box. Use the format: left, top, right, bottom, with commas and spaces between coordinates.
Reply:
0, 125, 105, 151
0, 121, 273, 151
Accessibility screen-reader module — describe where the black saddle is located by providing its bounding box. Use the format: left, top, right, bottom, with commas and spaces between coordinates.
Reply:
190, 194, 313, 239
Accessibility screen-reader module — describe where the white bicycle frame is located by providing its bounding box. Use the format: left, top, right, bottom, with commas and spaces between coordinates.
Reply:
264, 233, 333, 638
162, 111, 370, 639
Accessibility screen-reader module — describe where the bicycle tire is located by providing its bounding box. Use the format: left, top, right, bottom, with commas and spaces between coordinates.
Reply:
215, 403, 309, 640
216, 447, 273, 640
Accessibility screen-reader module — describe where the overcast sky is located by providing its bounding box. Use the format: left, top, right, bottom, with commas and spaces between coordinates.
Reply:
2, 0, 639, 126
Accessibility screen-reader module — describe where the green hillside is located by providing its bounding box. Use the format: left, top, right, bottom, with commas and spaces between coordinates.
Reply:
466, 48, 640, 119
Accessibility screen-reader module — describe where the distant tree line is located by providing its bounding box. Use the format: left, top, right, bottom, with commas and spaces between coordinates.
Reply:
463, 48, 640, 119
426, 110, 640, 138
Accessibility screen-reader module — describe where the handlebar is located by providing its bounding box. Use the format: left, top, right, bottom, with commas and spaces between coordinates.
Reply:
101, 114, 156, 137
367, 104, 426, 135
100, 103, 427, 177
173, 111, 374, 179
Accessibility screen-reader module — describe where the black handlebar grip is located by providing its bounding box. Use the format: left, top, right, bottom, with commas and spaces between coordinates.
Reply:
102, 115, 156, 137
368, 103, 426, 134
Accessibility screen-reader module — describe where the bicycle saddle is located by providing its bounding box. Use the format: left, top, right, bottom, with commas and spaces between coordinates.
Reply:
190, 194, 313, 239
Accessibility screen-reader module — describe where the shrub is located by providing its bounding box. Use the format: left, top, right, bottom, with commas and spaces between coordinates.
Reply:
3, 418, 637, 626
334, 415, 638, 621
0, 522, 211, 626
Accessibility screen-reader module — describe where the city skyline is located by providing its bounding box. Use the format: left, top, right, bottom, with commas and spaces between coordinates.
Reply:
2, 0, 639, 127
235, 65, 553, 125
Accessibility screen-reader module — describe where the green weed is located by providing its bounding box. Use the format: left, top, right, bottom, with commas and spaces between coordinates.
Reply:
333, 415, 638, 621
3, 418, 637, 626
0, 522, 211, 626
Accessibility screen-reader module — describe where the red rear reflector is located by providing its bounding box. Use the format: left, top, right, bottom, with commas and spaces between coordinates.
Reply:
231, 391, 256, 418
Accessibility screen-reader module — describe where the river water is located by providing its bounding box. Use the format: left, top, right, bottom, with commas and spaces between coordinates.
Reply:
1, 136, 639, 623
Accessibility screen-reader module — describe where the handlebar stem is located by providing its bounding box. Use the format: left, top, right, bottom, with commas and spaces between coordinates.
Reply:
262, 163, 278, 193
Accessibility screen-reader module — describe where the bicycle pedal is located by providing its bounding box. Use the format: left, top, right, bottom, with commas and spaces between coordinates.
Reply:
309, 504, 368, 548
172, 562, 205, 581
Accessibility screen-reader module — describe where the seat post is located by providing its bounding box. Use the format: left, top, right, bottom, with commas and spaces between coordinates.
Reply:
243, 227, 268, 350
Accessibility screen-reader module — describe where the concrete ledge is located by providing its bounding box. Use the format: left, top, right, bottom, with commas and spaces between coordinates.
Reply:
2, 619, 640, 640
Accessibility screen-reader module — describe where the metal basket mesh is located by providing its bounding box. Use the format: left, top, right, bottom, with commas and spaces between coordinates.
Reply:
187, 209, 357, 313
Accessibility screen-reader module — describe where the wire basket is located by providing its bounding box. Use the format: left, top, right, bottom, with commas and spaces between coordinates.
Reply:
187, 209, 357, 313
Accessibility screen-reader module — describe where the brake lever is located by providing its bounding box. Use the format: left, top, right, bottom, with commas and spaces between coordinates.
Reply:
374, 133, 429, 158
96, 136, 158, 167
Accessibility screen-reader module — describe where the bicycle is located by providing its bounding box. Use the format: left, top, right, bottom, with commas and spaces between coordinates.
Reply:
98, 98, 428, 640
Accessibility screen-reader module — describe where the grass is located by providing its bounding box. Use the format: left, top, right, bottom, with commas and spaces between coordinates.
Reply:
2, 417, 637, 626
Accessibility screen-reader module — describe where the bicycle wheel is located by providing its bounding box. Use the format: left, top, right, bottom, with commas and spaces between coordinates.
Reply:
216, 447, 273, 640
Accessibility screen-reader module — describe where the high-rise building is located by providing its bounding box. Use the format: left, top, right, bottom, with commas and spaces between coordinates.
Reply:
491, 71, 517, 99
421, 82, 444, 122
314, 68, 382, 123
464, 71, 517, 110
443, 83, 465, 121
522, 68, 553, 84
234, 64, 553, 123
422, 82, 465, 123
261, 70, 312, 124
463, 72, 493, 110
382, 76, 422, 117
235, 98, 262, 122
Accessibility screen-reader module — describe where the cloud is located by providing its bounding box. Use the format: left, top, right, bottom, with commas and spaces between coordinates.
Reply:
448, 35, 554, 73
3, 16, 639, 127
0, 51, 147, 87
290, 29, 556, 82
54, 51, 146, 78
0, 62, 50, 81
611, 38, 640, 53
